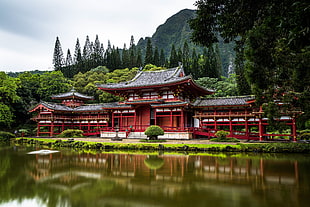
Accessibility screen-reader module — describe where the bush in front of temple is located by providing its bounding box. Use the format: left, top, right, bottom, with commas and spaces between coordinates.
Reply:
57, 129, 84, 138
210, 130, 240, 142
144, 125, 164, 140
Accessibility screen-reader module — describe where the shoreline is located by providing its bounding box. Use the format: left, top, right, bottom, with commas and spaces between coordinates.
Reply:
12, 137, 310, 153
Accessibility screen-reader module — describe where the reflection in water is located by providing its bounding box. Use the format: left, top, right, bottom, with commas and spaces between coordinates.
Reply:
0, 146, 310, 207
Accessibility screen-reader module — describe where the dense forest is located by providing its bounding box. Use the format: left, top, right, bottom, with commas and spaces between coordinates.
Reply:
1, 1, 309, 134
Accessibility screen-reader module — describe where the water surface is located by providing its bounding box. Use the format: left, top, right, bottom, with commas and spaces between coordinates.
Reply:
0, 146, 309, 207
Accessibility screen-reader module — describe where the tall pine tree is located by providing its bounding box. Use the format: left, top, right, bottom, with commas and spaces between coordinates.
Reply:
144, 38, 153, 65
153, 47, 160, 66
73, 38, 82, 65
169, 44, 178, 67
53, 36, 64, 71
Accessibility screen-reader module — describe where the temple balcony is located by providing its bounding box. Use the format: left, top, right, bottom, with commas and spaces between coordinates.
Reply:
194, 112, 256, 118
31, 115, 109, 121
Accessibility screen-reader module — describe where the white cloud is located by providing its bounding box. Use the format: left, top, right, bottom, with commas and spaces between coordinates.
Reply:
0, 0, 196, 72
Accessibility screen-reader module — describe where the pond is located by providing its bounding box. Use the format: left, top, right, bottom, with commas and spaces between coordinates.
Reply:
0, 145, 309, 207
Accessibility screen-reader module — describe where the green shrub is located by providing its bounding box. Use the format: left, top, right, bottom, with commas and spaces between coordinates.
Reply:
144, 125, 164, 140
210, 137, 240, 142
211, 131, 240, 142
300, 133, 310, 140
57, 129, 84, 138
215, 130, 230, 140
300, 129, 310, 134
0, 131, 15, 141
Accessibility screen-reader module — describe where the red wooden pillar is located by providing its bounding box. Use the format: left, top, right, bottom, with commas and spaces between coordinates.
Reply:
259, 118, 263, 141
170, 109, 173, 130
134, 110, 137, 130
181, 109, 184, 131
37, 123, 40, 137
245, 118, 249, 138
229, 117, 233, 136
154, 109, 157, 126
112, 111, 115, 129
292, 117, 297, 142
214, 118, 217, 130
50, 121, 54, 137
120, 111, 123, 130
61, 121, 65, 132
258, 106, 263, 141
88, 121, 91, 133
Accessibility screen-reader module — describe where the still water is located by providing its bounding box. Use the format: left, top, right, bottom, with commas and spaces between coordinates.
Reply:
0, 146, 309, 207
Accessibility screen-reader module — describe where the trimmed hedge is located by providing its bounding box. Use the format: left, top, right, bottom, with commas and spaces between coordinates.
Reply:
144, 125, 164, 139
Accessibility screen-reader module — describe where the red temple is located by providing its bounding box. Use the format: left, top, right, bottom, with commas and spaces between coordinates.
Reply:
30, 66, 300, 141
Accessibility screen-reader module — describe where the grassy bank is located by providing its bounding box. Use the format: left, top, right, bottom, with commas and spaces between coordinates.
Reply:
13, 138, 310, 153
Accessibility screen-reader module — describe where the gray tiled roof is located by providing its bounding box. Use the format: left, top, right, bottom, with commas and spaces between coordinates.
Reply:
97, 66, 189, 89
193, 96, 255, 107
151, 101, 189, 107
101, 102, 133, 109
39, 102, 104, 112
52, 89, 93, 100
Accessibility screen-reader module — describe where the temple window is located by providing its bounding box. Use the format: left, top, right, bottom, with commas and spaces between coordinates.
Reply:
128, 93, 139, 101
142, 92, 158, 99
162, 91, 174, 99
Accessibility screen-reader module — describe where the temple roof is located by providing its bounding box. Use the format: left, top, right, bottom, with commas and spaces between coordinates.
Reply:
101, 102, 133, 109
30, 101, 104, 112
51, 89, 94, 100
97, 66, 214, 99
193, 96, 255, 107
97, 67, 184, 89
97, 66, 212, 91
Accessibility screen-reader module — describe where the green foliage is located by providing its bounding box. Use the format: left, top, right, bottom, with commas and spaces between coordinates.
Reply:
190, 0, 310, 127
53, 36, 64, 70
299, 129, 310, 140
300, 129, 310, 134
144, 125, 164, 140
0, 103, 14, 127
0, 72, 20, 128
0, 131, 15, 142
196, 75, 238, 97
57, 129, 84, 138
37, 71, 71, 101
210, 137, 240, 143
143, 64, 165, 71
215, 130, 229, 139
144, 38, 153, 65
299, 133, 310, 140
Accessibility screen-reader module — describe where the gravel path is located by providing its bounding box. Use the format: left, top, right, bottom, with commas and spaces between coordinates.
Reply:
53, 137, 239, 145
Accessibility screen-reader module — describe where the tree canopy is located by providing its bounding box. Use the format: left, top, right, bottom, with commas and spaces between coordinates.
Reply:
190, 0, 310, 127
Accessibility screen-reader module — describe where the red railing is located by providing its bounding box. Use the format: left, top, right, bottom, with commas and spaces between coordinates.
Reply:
195, 112, 255, 118
32, 115, 109, 121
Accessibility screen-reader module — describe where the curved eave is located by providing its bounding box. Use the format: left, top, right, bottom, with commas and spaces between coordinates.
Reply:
194, 104, 250, 108
101, 106, 133, 110
98, 77, 213, 96
51, 95, 94, 101
151, 102, 189, 108
185, 79, 214, 96
29, 103, 54, 112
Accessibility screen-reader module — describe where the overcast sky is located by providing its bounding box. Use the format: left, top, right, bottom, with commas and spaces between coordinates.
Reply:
0, 0, 196, 72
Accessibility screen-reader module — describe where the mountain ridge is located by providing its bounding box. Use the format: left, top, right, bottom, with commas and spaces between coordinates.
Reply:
137, 9, 235, 76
